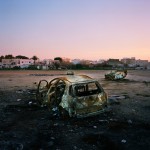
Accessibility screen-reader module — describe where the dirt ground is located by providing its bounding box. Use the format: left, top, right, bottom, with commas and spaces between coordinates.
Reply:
0, 70, 150, 150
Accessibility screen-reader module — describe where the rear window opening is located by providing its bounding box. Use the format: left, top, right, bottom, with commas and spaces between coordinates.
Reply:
70, 82, 102, 97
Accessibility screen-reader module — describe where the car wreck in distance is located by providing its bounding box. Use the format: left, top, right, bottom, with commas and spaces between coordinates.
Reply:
36, 75, 108, 118
105, 70, 127, 80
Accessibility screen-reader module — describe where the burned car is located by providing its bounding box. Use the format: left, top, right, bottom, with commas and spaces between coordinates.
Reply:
36, 75, 107, 118
105, 70, 127, 80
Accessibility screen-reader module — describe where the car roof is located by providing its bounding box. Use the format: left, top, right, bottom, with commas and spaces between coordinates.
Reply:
55, 75, 96, 83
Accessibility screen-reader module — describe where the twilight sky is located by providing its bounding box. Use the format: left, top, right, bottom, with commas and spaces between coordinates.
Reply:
0, 0, 150, 60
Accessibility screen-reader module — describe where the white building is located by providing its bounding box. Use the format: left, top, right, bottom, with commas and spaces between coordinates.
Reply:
136, 59, 149, 67
121, 57, 136, 67
97, 59, 106, 64
2, 59, 34, 68
0, 62, 2, 69
42, 59, 54, 65
71, 59, 81, 65
147, 62, 150, 70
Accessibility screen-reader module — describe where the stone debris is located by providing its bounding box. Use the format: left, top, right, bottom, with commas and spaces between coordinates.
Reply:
121, 139, 126, 143
28, 101, 32, 105
127, 120, 133, 124
17, 99, 21, 101
16, 90, 23, 94
108, 95, 128, 105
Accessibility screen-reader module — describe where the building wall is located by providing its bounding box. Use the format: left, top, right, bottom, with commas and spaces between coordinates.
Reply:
2, 59, 34, 68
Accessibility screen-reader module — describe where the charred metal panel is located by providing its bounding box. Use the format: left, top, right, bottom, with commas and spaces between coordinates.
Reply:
105, 70, 127, 80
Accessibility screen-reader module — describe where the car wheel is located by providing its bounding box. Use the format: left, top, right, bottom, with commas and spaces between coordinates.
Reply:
36, 92, 45, 105
58, 106, 70, 119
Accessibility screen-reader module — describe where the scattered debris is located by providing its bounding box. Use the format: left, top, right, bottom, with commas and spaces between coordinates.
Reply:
99, 119, 109, 123
93, 126, 97, 128
66, 71, 74, 75
29, 73, 65, 76
28, 101, 32, 105
108, 95, 128, 105
127, 120, 133, 124
0, 142, 23, 150
121, 139, 126, 143
16, 90, 23, 94
73, 146, 77, 149
51, 137, 55, 140
17, 99, 21, 101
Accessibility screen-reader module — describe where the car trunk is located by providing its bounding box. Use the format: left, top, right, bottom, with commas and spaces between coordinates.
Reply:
75, 94, 106, 117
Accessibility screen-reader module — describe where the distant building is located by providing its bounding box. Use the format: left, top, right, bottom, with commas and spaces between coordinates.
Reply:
121, 57, 136, 67
38, 59, 55, 69
71, 59, 81, 65
2, 59, 34, 68
107, 59, 123, 67
136, 59, 148, 67
147, 62, 150, 70
42, 59, 54, 65
97, 59, 106, 64
0, 62, 2, 69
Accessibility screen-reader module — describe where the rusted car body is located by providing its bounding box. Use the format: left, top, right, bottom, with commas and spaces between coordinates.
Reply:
105, 70, 127, 80
36, 75, 107, 118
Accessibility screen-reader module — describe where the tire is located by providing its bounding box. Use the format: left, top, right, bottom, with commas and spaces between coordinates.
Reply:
58, 106, 70, 119
36, 92, 44, 106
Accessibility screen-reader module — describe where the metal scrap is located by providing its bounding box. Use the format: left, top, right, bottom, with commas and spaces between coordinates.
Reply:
105, 70, 127, 80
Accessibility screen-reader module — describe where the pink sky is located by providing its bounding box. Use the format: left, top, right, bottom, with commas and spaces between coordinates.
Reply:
0, 0, 150, 61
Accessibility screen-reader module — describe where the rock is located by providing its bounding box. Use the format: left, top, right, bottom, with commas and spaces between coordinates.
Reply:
28, 101, 32, 105
127, 120, 132, 124
121, 139, 126, 143
51, 137, 55, 140
17, 99, 21, 101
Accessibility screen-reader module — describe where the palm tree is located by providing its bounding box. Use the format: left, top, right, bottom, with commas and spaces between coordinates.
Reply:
31, 55, 38, 65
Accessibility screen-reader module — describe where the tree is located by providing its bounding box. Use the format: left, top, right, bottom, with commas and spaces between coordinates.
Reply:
0, 55, 4, 62
54, 57, 62, 63
54, 61, 60, 69
76, 64, 83, 69
31, 55, 38, 64
5, 54, 14, 59
15, 55, 29, 59
54, 57, 63, 69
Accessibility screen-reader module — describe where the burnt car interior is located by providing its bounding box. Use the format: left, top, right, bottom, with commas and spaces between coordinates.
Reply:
48, 79, 66, 106
55, 80, 66, 100
73, 82, 102, 97
36, 79, 66, 106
